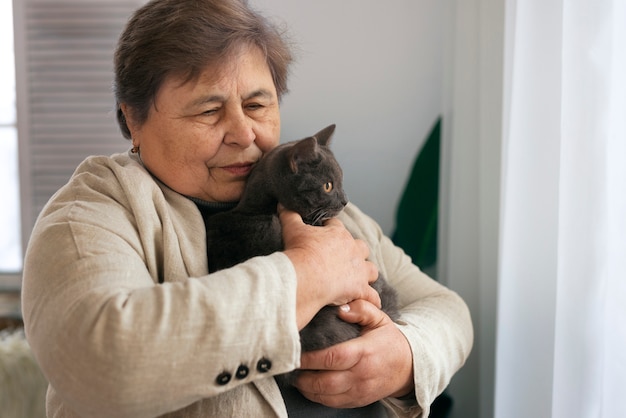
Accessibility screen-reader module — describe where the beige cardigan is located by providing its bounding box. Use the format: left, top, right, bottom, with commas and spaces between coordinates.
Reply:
21, 152, 473, 418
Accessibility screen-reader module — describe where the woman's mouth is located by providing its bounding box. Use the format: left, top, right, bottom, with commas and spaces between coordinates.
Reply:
221, 163, 254, 177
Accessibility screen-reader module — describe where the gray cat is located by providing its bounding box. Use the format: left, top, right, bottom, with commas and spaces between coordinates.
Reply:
205, 124, 399, 362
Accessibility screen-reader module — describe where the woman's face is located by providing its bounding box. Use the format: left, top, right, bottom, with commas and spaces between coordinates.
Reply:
125, 45, 281, 202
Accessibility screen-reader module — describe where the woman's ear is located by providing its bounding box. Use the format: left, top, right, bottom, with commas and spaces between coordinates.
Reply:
120, 103, 140, 140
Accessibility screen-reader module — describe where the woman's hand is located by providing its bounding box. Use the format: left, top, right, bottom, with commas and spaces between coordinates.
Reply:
294, 299, 414, 407
278, 207, 380, 329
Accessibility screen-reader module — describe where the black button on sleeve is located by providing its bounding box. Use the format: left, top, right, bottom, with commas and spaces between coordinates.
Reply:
256, 358, 272, 373
236, 364, 249, 379
216, 371, 232, 386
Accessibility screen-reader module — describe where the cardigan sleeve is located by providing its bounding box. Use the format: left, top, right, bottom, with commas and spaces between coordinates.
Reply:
21, 154, 302, 418
339, 204, 474, 418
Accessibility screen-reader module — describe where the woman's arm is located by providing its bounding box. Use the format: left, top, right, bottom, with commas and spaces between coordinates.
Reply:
294, 204, 474, 417
21, 156, 302, 417
22, 217, 302, 417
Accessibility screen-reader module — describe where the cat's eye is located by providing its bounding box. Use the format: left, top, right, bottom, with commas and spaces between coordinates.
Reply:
323, 182, 333, 193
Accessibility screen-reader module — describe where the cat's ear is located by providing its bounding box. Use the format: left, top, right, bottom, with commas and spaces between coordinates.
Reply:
312, 124, 336, 147
288, 137, 318, 174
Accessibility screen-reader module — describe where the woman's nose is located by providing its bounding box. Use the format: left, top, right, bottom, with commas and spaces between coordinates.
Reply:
223, 109, 256, 147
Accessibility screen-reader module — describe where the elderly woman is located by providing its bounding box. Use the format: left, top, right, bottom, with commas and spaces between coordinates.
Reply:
21, 0, 473, 417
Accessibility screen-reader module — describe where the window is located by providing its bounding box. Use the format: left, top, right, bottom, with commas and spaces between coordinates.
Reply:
0, 0, 21, 273
2, 1, 137, 277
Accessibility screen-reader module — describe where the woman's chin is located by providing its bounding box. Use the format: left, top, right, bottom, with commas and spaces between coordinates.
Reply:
212, 182, 245, 203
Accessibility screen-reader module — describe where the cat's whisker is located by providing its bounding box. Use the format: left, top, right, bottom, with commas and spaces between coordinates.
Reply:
305, 205, 347, 226
307, 208, 329, 226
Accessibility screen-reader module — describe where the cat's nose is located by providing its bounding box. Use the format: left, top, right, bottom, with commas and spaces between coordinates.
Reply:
341, 193, 349, 207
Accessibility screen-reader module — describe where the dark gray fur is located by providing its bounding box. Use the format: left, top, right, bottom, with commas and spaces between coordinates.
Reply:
204, 125, 399, 381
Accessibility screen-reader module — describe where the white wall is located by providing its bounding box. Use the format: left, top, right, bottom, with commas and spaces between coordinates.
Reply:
251, 0, 444, 235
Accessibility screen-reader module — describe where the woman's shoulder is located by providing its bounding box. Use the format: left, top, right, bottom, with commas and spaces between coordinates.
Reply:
72, 151, 148, 184
38, 152, 159, 223
67, 151, 178, 201
49, 151, 197, 222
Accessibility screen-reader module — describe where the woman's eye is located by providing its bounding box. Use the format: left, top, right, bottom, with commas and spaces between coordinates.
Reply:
246, 103, 263, 111
323, 182, 333, 193
201, 108, 219, 116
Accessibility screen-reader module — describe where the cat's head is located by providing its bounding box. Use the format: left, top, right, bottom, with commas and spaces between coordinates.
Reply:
279, 124, 348, 226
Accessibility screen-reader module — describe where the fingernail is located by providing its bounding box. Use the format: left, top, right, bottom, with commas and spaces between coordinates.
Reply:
339, 304, 350, 312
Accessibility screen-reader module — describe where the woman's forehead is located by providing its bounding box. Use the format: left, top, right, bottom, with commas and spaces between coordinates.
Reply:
161, 46, 274, 99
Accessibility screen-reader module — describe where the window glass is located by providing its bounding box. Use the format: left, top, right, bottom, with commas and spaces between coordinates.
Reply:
0, 0, 21, 272
0, 0, 15, 124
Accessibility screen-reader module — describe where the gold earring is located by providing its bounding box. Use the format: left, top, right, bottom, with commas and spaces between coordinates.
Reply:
131, 145, 140, 154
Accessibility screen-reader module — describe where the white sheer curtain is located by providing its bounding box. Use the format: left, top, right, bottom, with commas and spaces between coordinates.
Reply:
495, 1, 626, 417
